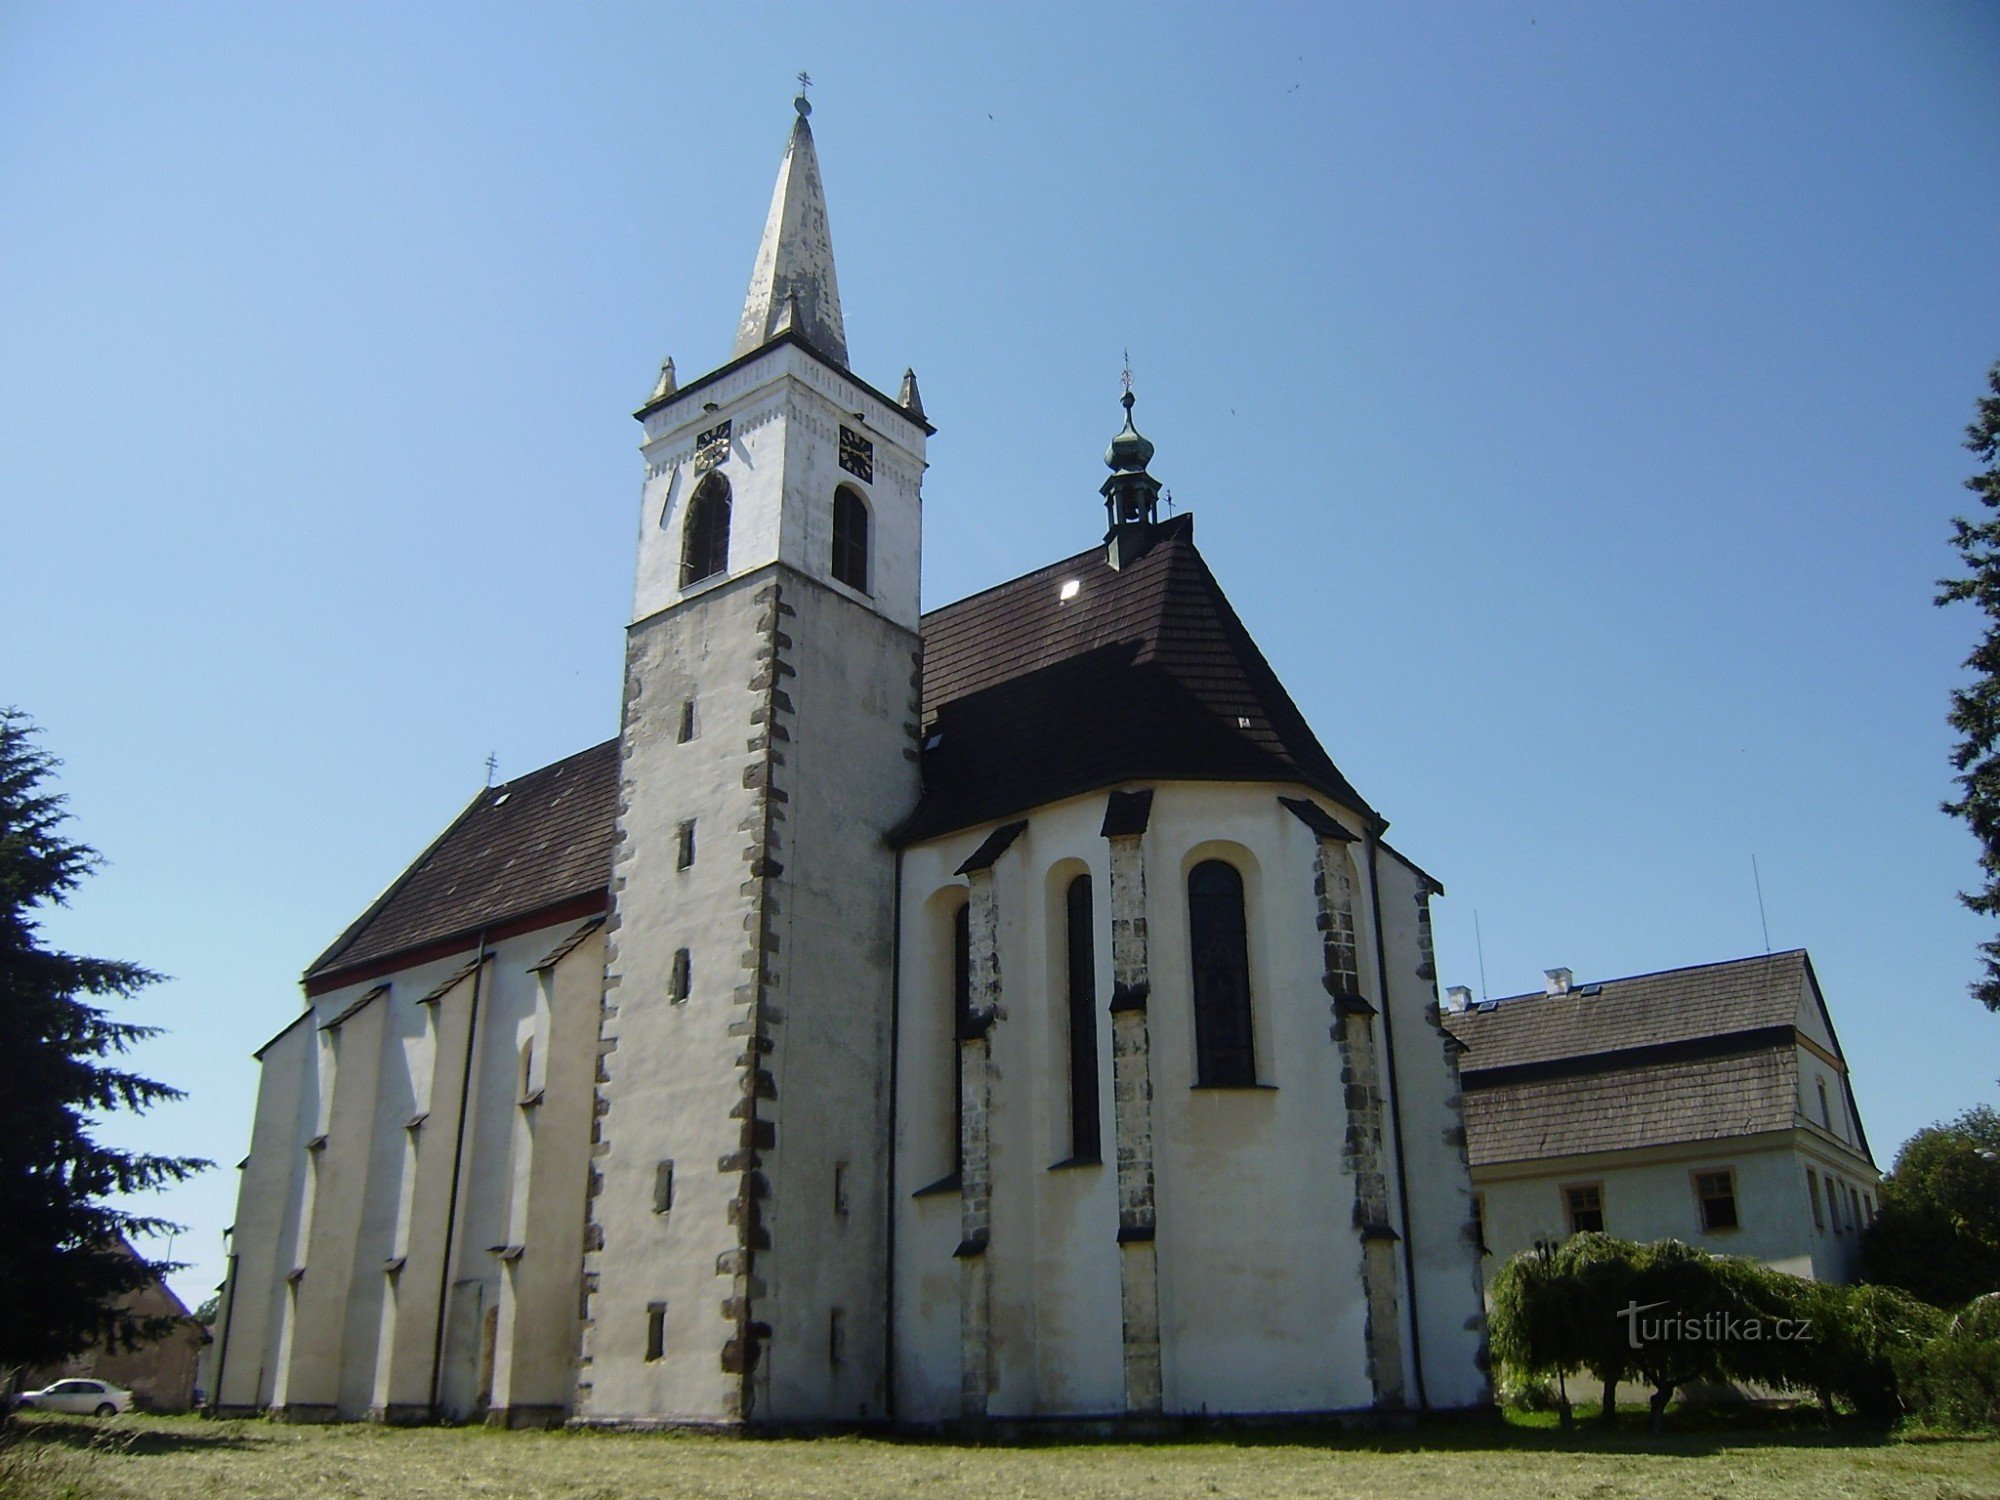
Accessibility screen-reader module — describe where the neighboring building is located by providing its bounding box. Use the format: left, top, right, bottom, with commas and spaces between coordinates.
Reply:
32, 1237, 208, 1413
1441, 950, 1880, 1283
211, 95, 1489, 1429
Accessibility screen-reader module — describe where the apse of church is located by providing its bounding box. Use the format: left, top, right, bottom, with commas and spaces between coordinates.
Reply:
212, 95, 1489, 1430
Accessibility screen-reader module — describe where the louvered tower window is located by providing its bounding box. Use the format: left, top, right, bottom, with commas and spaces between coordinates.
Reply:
681, 473, 731, 586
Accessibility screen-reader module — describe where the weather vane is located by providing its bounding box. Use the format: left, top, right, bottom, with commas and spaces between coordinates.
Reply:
1120, 348, 1133, 397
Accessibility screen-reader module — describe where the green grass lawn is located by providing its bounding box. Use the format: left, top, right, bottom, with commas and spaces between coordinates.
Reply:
4, 1409, 1995, 1500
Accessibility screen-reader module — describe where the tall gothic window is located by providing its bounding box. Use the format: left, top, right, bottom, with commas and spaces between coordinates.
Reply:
1065, 874, 1101, 1161
1187, 859, 1255, 1087
832, 485, 869, 592
682, 473, 731, 587
951, 901, 971, 1172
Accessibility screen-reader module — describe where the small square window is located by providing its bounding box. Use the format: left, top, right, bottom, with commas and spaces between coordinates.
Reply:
669, 948, 691, 1003
676, 820, 696, 871
645, 1301, 667, 1362
1564, 1183, 1604, 1235
1695, 1169, 1739, 1232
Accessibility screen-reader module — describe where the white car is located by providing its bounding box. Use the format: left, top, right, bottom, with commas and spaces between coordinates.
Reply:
16, 1378, 134, 1415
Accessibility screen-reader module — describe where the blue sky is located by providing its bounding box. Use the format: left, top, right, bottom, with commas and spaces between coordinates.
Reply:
2, 2, 1996, 1306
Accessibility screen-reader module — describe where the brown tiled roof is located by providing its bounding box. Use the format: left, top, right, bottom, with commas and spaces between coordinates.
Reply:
896, 514, 1376, 844
306, 740, 619, 983
1441, 950, 1811, 1074
1461, 1044, 1797, 1167
1442, 951, 1875, 1167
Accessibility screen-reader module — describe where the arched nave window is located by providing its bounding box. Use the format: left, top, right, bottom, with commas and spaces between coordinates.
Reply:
1187, 859, 1256, 1087
1064, 873, 1101, 1161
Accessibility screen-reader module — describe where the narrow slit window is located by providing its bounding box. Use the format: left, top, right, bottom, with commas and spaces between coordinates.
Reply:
1064, 873, 1101, 1161
1817, 1078, 1832, 1131
518, 1038, 535, 1100
1187, 860, 1255, 1087
828, 1307, 846, 1368
833, 1162, 849, 1218
669, 947, 691, 1003
676, 820, 696, 871
681, 473, 731, 586
652, 1160, 675, 1216
644, 1302, 667, 1362
678, 697, 698, 743
832, 485, 870, 592
1694, 1169, 1738, 1231
1807, 1168, 1824, 1229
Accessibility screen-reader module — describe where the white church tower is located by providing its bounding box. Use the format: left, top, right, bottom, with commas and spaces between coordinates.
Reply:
574, 93, 930, 1425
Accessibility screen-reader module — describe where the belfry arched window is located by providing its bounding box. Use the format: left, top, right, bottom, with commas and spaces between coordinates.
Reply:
1187, 859, 1255, 1087
832, 484, 869, 592
682, 473, 731, 587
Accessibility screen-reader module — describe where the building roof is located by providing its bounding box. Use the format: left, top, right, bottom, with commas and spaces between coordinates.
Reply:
895, 514, 1378, 844
1442, 950, 1813, 1075
305, 739, 618, 986
1443, 950, 1872, 1169
303, 517, 1383, 980
1460, 1044, 1796, 1168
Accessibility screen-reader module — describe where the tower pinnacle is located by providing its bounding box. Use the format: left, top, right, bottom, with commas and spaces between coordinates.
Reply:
733, 90, 847, 369
1101, 383, 1163, 569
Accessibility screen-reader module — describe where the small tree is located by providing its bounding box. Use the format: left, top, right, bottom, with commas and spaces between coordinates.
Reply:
1862, 1106, 2000, 1309
0, 709, 207, 1386
1938, 358, 2000, 1012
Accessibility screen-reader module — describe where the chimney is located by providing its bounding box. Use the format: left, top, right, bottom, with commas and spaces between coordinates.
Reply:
1544, 967, 1573, 996
1444, 985, 1473, 1014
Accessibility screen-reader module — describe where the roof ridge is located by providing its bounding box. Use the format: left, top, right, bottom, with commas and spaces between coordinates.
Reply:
1480, 948, 1807, 1005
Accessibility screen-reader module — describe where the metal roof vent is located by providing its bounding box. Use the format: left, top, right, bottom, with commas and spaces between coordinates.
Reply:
1443, 985, 1473, 1014
1544, 967, 1574, 996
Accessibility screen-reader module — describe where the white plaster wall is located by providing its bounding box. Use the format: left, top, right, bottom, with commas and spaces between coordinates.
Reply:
634, 343, 925, 632
1475, 1136, 1876, 1286
893, 783, 1483, 1420
757, 575, 920, 1422
216, 1015, 311, 1411
1370, 849, 1490, 1410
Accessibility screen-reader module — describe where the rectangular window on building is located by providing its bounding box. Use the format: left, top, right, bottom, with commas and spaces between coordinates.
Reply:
1471, 1192, 1489, 1254
1829, 1179, 1843, 1233
645, 1302, 667, 1362
833, 1162, 849, 1218
678, 697, 698, 743
828, 1307, 846, 1368
669, 947, 691, 1003
676, 820, 696, 871
652, 1160, 675, 1216
1694, 1169, 1739, 1231
1564, 1182, 1605, 1235
1808, 1168, 1824, 1229
1863, 1191, 1875, 1224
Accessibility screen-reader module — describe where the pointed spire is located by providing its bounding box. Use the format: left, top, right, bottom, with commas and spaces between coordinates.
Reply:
733, 91, 848, 369
650, 356, 677, 402
898, 367, 926, 422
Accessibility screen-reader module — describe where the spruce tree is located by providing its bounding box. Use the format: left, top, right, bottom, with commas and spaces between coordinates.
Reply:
0, 708, 207, 1384
1939, 360, 2000, 1012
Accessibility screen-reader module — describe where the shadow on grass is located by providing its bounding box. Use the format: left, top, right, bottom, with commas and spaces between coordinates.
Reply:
831, 1404, 1914, 1460
4, 1413, 265, 1457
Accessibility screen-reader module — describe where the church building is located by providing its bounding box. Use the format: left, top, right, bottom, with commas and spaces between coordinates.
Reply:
210, 97, 1490, 1429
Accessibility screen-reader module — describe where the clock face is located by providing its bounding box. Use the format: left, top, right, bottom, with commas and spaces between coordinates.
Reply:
839, 425, 874, 484
694, 420, 732, 473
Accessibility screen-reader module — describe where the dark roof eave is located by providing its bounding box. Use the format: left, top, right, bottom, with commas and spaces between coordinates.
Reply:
634, 327, 936, 436
890, 769, 1386, 850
